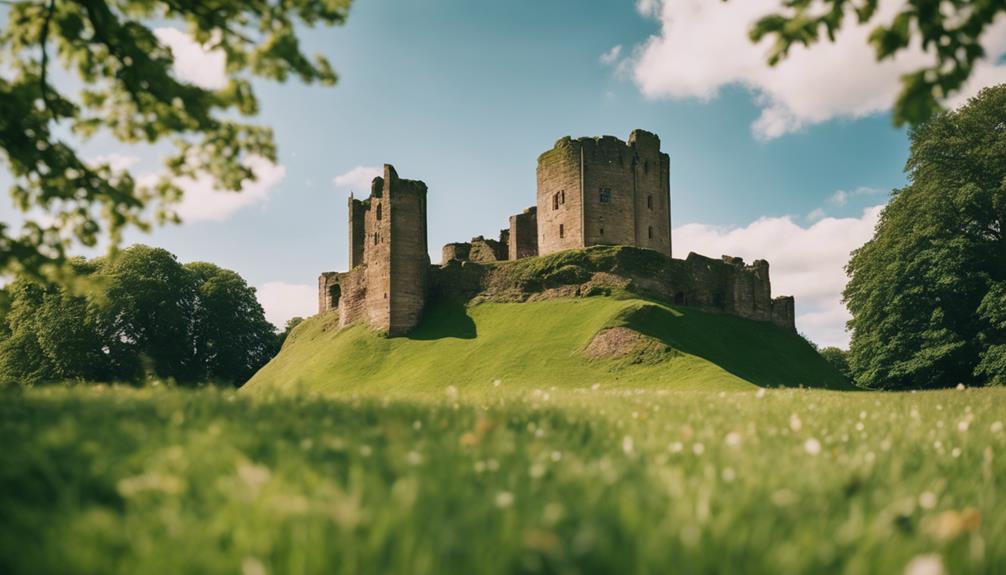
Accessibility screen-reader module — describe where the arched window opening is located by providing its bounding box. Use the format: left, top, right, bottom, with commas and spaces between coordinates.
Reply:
328, 284, 342, 309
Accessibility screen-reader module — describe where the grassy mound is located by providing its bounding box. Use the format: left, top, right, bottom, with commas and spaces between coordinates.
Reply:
245, 295, 851, 394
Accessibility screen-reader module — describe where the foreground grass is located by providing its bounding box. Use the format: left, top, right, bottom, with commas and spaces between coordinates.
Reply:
246, 296, 850, 393
1, 385, 1003, 574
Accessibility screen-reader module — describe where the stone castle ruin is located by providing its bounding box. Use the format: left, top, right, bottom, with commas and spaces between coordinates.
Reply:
319, 130, 795, 336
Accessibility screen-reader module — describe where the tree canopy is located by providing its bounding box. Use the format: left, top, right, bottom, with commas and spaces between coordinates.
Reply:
751, 0, 1005, 126
0, 0, 349, 282
0, 244, 278, 386
844, 84, 1005, 389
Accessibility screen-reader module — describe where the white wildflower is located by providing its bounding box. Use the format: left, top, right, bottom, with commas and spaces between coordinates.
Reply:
242, 557, 268, 575
919, 491, 938, 509
495, 491, 514, 508
725, 431, 742, 448
992, 421, 1004, 433
692, 442, 705, 456
622, 436, 635, 456
903, 553, 944, 575
789, 414, 802, 432
445, 385, 458, 399
755, 388, 766, 398
804, 438, 822, 455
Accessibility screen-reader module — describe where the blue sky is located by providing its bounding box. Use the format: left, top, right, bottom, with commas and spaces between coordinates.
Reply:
5, 0, 1006, 347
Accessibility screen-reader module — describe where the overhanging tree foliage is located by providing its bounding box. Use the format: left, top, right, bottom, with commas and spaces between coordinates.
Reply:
0, 0, 349, 281
0, 244, 278, 386
843, 84, 1005, 389
751, 0, 1005, 126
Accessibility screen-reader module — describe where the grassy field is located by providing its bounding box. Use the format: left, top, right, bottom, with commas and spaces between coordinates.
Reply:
246, 295, 851, 393
2, 384, 1003, 574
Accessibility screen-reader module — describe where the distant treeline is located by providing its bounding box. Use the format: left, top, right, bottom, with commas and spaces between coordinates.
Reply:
0, 245, 285, 387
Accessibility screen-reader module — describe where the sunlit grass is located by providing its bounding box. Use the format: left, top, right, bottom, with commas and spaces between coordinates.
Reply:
1, 384, 1003, 574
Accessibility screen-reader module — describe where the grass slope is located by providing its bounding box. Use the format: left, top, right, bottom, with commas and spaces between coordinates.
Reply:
2, 385, 1004, 574
245, 295, 851, 395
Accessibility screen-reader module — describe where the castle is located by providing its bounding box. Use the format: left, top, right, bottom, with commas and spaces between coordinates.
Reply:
319, 130, 795, 336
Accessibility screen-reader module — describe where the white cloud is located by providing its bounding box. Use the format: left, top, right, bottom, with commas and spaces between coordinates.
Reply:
154, 156, 286, 222
257, 282, 316, 329
600, 45, 623, 65
153, 27, 227, 90
828, 186, 884, 207
806, 207, 826, 222
333, 165, 382, 192
673, 204, 884, 348
628, 1, 1006, 138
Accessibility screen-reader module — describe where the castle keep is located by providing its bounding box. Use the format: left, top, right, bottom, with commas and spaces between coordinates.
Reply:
319, 130, 796, 335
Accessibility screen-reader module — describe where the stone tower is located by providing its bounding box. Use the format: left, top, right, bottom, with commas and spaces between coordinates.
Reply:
319, 164, 429, 336
536, 129, 671, 257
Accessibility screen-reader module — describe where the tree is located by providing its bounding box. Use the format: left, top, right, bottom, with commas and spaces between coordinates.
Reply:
818, 347, 852, 382
843, 84, 1005, 389
0, 0, 349, 283
0, 244, 280, 386
187, 262, 277, 383
750, 0, 1005, 126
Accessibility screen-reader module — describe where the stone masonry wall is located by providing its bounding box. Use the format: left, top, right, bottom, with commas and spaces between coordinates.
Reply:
508, 206, 538, 260
537, 137, 584, 254
318, 164, 428, 336
537, 130, 671, 257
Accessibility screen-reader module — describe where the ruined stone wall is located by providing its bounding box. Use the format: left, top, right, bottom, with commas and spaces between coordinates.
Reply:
469, 236, 506, 263
626, 130, 671, 256
318, 164, 428, 336
536, 130, 671, 257
348, 197, 367, 268
537, 137, 584, 254
508, 206, 538, 260
442, 242, 471, 264
385, 166, 429, 336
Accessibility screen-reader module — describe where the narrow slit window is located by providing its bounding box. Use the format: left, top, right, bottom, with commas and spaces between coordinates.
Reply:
600, 227, 604, 236
647, 195, 653, 210
560, 190, 565, 204
376, 203, 382, 220
553, 193, 559, 210
559, 224, 564, 239
648, 226, 653, 239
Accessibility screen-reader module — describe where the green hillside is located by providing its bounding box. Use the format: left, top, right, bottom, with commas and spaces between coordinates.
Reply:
245, 294, 852, 394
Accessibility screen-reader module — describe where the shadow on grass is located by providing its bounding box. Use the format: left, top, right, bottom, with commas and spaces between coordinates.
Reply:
616, 301, 856, 390
407, 298, 477, 340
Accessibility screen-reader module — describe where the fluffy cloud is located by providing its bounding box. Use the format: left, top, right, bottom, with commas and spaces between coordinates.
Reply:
165, 156, 286, 222
673, 204, 884, 348
333, 166, 383, 192
627, 0, 1006, 138
153, 27, 227, 90
257, 282, 317, 329
599, 45, 623, 65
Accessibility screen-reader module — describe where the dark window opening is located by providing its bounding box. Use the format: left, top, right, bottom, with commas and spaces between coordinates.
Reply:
647, 195, 653, 210
376, 203, 382, 220
599, 227, 604, 236
674, 291, 685, 305
559, 224, 564, 239
648, 226, 653, 239
328, 284, 342, 309
644, 161, 649, 174
560, 190, 565, 204
373, 232, 379, 245
599, 187, 611, 203
553, 193, 559, 210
